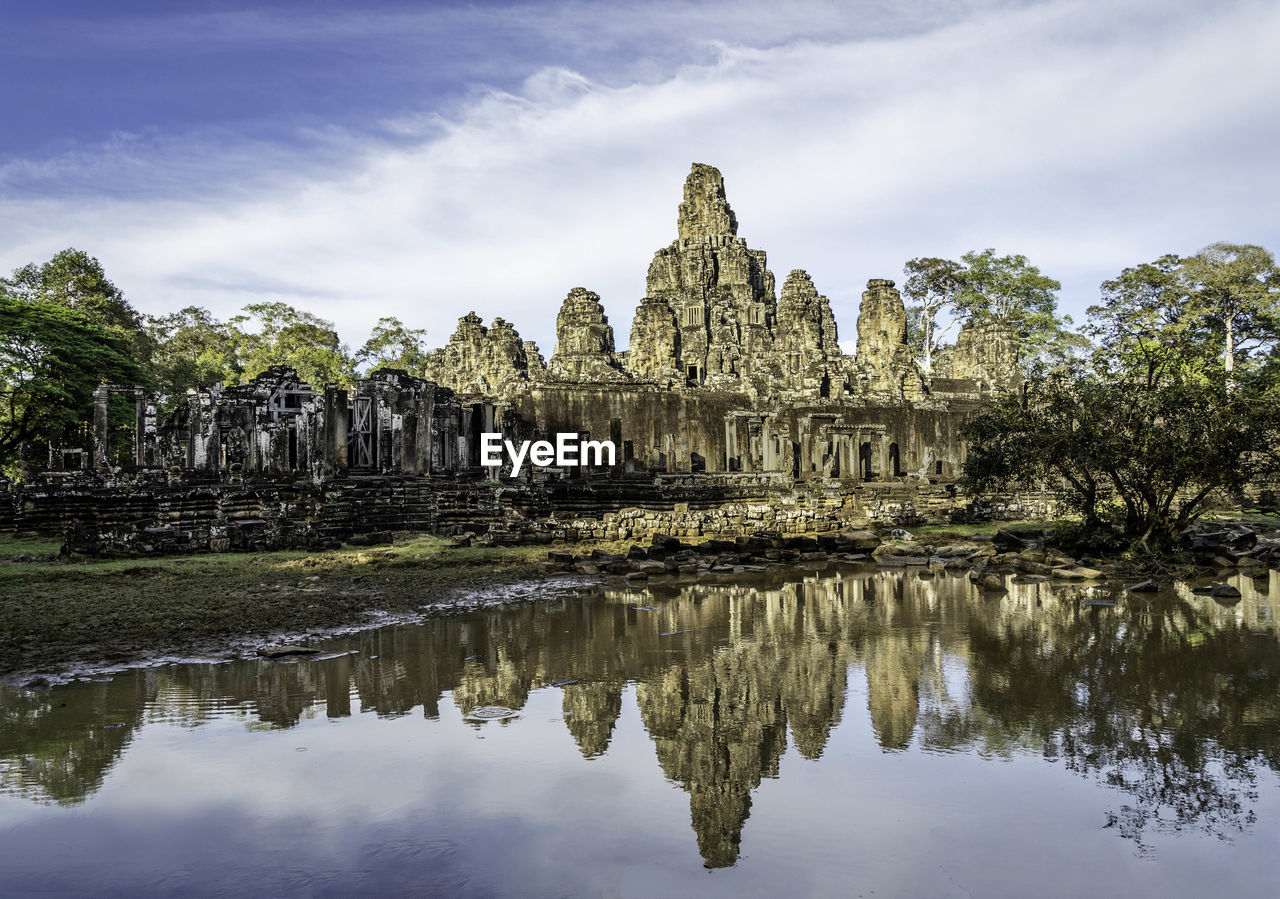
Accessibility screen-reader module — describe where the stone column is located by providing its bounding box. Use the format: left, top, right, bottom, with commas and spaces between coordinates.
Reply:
327, 386, 349, 476
92, 385, 111, 471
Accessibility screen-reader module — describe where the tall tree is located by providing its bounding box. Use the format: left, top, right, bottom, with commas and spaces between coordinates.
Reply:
1087, 254, 1207, 386
228, 302, 354, 388
145, 306, 241, 401
356, 316, 430, 375
1179, 242, 1280, 376
0, 295, 145, 471
902, 257, 966, 374
2, 249, 150, 365
954, 249, 1083, 362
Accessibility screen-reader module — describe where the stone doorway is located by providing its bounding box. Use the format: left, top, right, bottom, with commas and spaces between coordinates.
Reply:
349, 395, 375, 470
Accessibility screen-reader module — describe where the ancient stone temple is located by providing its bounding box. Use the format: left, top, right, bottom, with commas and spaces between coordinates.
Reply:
5, 162, 1030, 552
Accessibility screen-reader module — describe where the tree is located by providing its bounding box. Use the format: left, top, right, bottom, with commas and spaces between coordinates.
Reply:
228, 302, 354, 388
967, 247, 1280, 552
356, 316, 430, 375
962, 356, 1280, 554
145, 306, 241, 402
1179, 242, 1280, 376
1087, 254, 1209, 386
2, 249, 150, 365
963, 360, 1279, 552
0, 295, 145, 471
954, 249, 1084, 363
902, 257, 966, 374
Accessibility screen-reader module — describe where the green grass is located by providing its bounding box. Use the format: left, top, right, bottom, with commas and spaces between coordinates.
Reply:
0, 536, 62, 559
910, 519, 1066, 541
0, 533, 603, 679
1199, 510, 1280, 527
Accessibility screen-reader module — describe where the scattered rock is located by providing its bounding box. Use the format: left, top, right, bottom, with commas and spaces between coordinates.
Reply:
842, 530, 881, 551
981, 573, 1007, 592
1051, 566, 1106, 581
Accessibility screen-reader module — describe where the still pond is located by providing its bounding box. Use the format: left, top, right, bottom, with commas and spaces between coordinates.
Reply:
2, 564, 1279, 896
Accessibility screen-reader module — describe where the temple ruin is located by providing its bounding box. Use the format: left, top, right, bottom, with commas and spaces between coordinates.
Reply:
4, 163, 1033, 550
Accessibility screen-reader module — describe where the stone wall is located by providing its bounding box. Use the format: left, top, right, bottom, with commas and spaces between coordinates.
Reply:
1, 473, 1063, 556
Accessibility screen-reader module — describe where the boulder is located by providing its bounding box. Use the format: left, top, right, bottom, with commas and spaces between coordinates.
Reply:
842, 530, 882, 551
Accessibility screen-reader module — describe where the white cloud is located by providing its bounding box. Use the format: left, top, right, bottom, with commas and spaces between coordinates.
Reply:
1, 0, 1277, 355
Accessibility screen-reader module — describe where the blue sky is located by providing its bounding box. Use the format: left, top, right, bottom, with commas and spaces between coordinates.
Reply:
3, 0, 1278, 354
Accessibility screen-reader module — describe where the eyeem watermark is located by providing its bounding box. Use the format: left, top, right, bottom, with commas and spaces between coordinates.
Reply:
480, 433, 616, 477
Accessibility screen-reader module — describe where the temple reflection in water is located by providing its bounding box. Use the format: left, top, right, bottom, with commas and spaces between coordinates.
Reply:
3, 566, 1279, 867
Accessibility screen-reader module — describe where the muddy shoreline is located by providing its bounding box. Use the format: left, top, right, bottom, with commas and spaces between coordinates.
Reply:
0, 536, 598, 685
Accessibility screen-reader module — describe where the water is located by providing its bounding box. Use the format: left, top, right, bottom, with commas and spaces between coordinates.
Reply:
2, 564, 1279, 896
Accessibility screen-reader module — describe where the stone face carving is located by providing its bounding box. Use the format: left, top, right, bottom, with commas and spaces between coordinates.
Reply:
678, 161, 738, 240
424, 312, 533, 397
523, 341, 547, 374
775, 270, 839, 380
548, 287, 627, 380
854, 279, 925, 399
628, 295, 682, 383
933, 320, 1021, 391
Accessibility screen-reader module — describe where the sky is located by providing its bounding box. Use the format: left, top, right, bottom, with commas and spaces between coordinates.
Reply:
2, 0, 1278, 355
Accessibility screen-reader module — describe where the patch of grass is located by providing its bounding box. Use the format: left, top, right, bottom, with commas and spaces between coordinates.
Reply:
0, 533, 607, 679
1200, 510, 1280, 528
910, 519, 1066, 542
0, 535, 62, 559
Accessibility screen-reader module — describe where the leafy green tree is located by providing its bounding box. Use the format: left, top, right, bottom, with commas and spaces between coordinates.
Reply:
954, 249, 1085, 363
0, 295, 145, 471
1180, 242, 1280, 376
1087, 254, 1209, 385
902, 257, 966, 374
356, 316, 430, 375
963, 358, 1280, 553
2, 249, 150, 364
145, 306, 241, 400
228, 302, 354, 387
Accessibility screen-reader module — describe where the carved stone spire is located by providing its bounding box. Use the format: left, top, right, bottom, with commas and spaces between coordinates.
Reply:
548, 287, 626, 380
854, 279, 925, 399
677, 163, 738, 240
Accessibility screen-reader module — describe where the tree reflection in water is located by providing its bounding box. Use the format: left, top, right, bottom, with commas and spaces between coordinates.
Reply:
2, 566, 1277, 866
